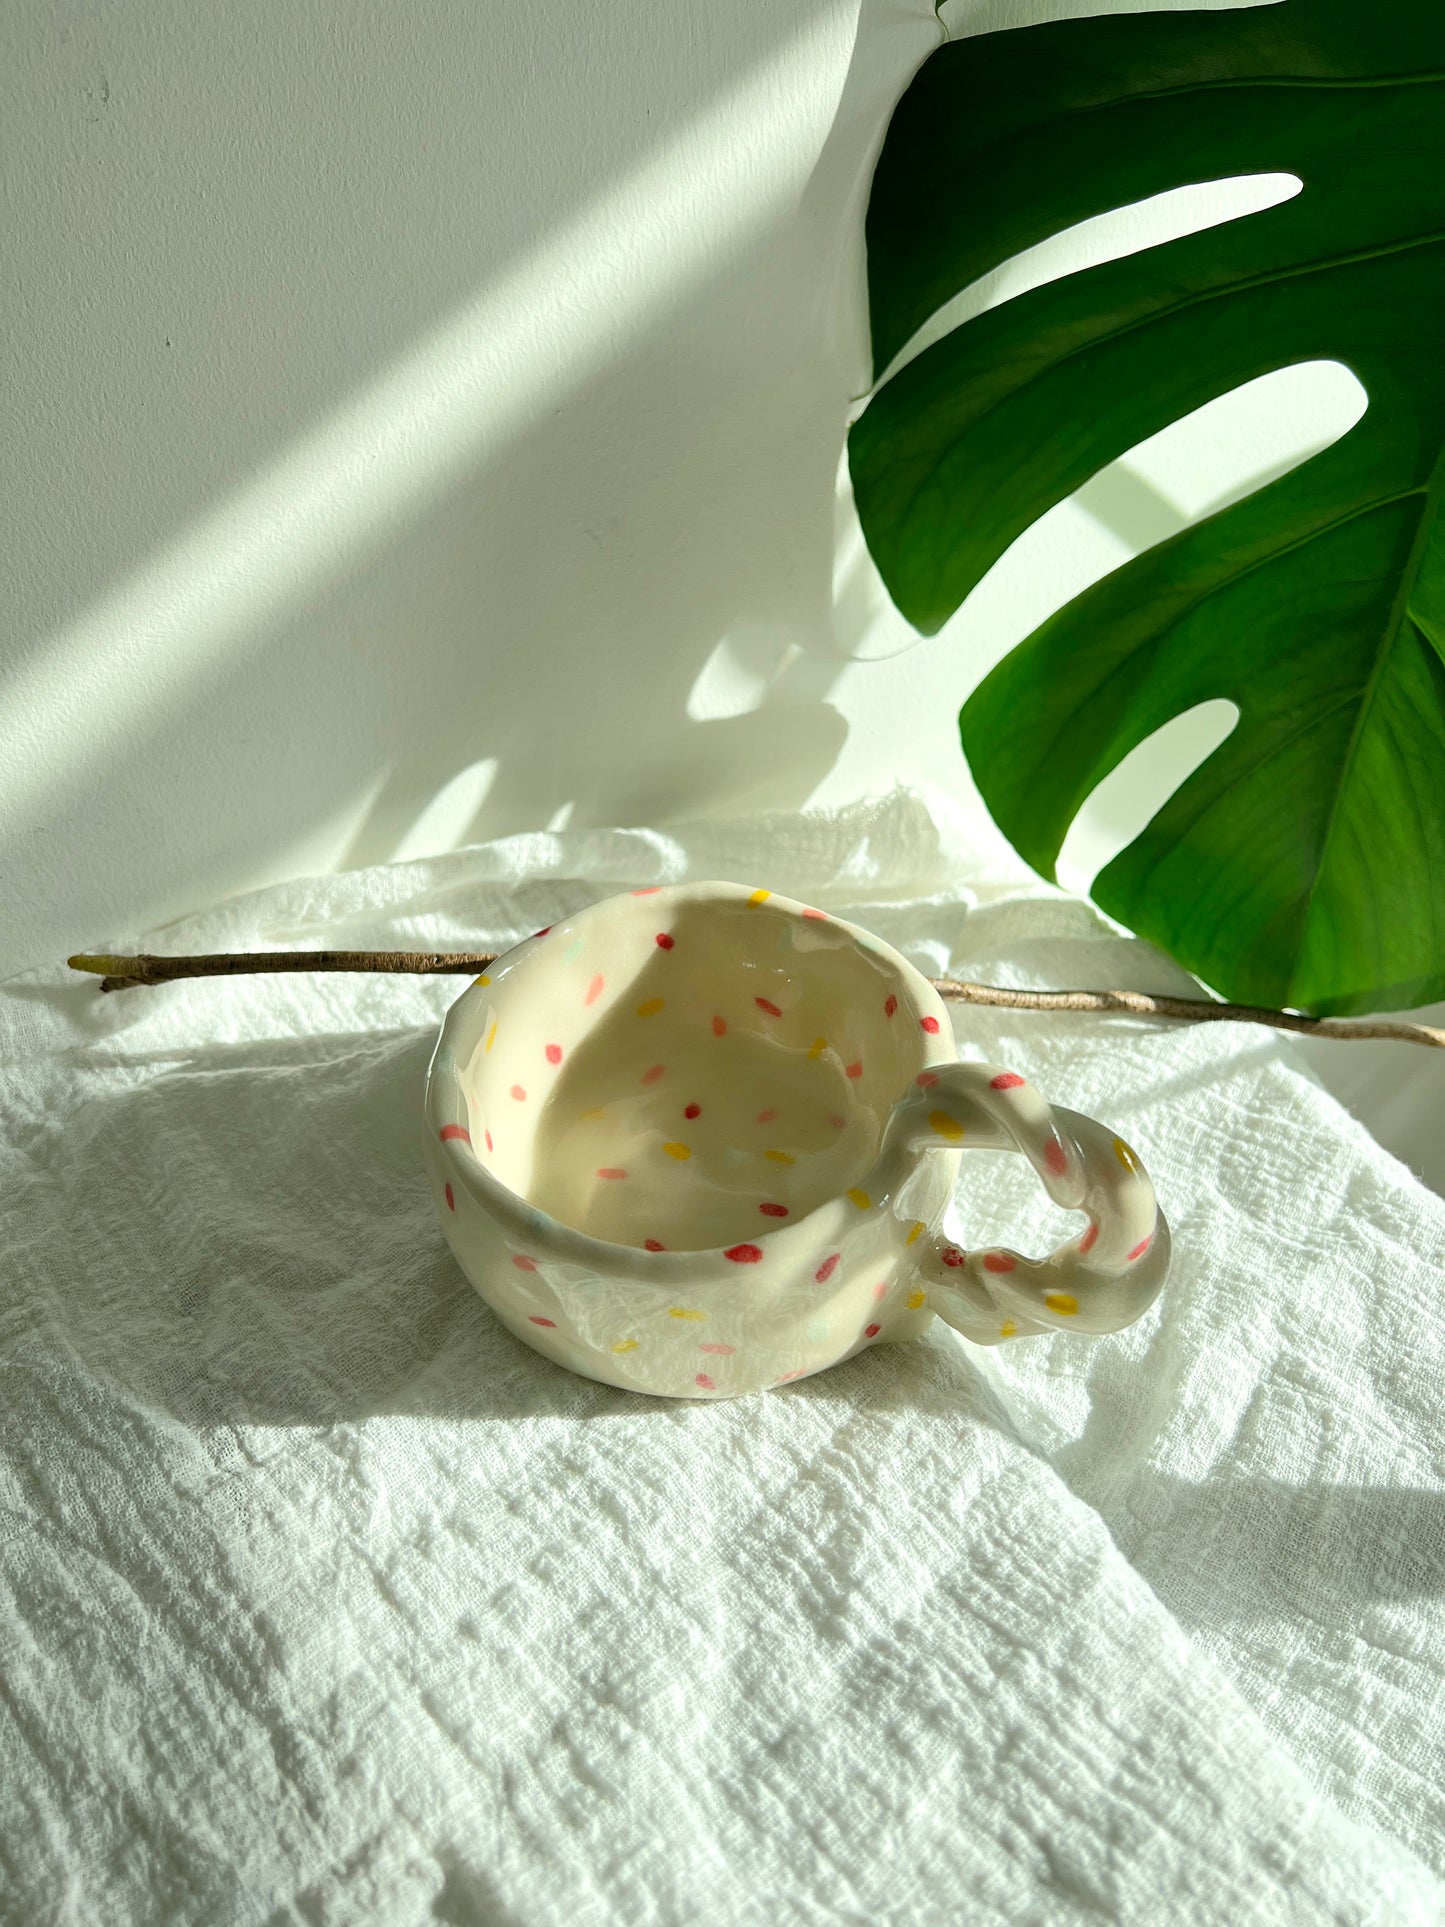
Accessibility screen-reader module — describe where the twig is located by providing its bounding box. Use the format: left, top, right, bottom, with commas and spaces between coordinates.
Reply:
66, 949, 1445, 1047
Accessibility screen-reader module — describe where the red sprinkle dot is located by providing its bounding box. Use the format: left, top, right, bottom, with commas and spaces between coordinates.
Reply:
915, 1073, 939, 1091
884, 995, 898, 1017
758, 1108, 778, 1124
529, 1315, 556, 1327
725, 1244, 763, 1264
484, 1130, 494, 1152
532, 927, 552, 940
512, 1255, 538, 1272
991, 1072, 1026, 1090
644, 1239, 666, 1252
815, 1253, 841, 1284
942, 1246, 965, 1268
656, 932, 675, 950
586, 974, 605, 1006
864, 1323, 881, 1339
545, 1043, 562, 1065
695, 1374, 715, 1391
641, 1063, 667, 1084
631, 886, 662, 896
920, 1017, 941, 1035
845, 1060, 863, 1080
1128, 1235, 1153, 1261
760, 1202, 789, 1218
684, 1103, 701, 1120
598, 1167, 628, 1180
1079, 1221, 1099, 1254
756, 996, 782, 1018
439, 1124, 471, 1144
510, 1085, 527, 1102
444, 1183, 454, 1212
1044, 1137, 1068, 1176
983, 1253, 1016, 1274
712, 1015, 727, 1037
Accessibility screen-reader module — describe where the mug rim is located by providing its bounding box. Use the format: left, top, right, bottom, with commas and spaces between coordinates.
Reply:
423, 880, 956, 1277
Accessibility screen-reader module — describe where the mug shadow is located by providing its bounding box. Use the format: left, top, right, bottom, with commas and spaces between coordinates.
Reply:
29, 1022, 1002, 1432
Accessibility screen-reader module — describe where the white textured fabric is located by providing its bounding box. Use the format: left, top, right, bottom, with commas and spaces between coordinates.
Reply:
3, 786, 1443, 1926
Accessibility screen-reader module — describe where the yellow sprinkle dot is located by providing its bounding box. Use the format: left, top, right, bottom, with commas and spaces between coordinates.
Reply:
611, 1338, 639, 1354
637, 996, 666, 1017
749, 888, 772, 905
765, 1148, 795, 1165
928, 1110, 964, 1141
906, 1220, 925, 1246
1113, 1136, 1141, 1175
667, 1307, 706, 1321
1044, 1292, 1078, 1316
579, 1107, 605, 1121
485, 1019, 498, 1054
807, 1036, 828, 1060
1000, 1320, 1017, 1338
473, 973, 491, 987
906, 1288, 926, 1310
847, 1188, 871, 1210
663, 1142, 691, 1161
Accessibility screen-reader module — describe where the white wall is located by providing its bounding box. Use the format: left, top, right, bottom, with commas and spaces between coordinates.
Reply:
5, 0, 1318, 982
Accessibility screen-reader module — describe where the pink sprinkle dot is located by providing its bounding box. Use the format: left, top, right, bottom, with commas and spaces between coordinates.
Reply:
1044, 1137, 1068, 1176
529, 1315, 556, 1327
445, 1183, 454, 1212
725, 1244, 763, 1264
991, 1072, 1026, 1091
598, 1167, 628, 1181
915, 1073, 939, 1090
510, 1085, 527, 1102
942, 1246, 965, 1269
644, 1239, 667, 1252
775, 1368, 807, 1382
873, 1281, 887, 1300
439, 1124, 471, 1145
802, 907, 827, 921
631, 886, 662, 896
1128, 1235, 1153, 1262
642, 1063, 667, 1085
756, 996, 782, 1018
1079, 1221, 1099, 1254
884, 995, 898, 1017
545, 1043, 562, 1065
585, 974, 605, 1006
760, 1202, 789, 1218
983, 1253, 1016, 1274
828, 1112, 847, 1130
712, 1015, 727, 1037
684, 1103, 701, 1120
484, 1130, 494, 1152
815, 1253, 841, 1285
656, 932, 675, 950
699, 1342, 736, 1356
920, 1016, 941, 1035
695, 1374, 716, 1391
512, 1255, 538, 1272
845, 1060, 863, 1080
757, 1108, 778, 1124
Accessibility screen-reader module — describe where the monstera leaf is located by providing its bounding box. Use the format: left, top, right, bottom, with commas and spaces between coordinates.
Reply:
849, 0, 1445, 1015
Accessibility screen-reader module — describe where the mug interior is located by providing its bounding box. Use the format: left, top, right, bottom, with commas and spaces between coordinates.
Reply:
454, 888, 931, 1252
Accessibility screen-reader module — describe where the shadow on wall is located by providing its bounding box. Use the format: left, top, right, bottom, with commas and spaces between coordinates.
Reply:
7, 0, 942, 974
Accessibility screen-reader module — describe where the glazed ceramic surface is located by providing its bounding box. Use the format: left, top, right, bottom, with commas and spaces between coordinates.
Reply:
423, 883, 1170, 1399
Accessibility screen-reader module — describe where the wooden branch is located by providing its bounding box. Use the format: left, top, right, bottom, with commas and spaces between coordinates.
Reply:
66, 949, 1444, 1047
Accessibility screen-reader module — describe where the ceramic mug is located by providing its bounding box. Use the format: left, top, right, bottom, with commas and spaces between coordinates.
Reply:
423, 882, 1170, 1399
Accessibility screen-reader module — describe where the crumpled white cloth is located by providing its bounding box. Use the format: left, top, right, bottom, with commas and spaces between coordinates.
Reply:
3, 786, 1443, 1926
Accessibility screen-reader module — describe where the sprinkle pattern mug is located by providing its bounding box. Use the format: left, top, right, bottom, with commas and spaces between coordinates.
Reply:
423, 882, 1170, 1399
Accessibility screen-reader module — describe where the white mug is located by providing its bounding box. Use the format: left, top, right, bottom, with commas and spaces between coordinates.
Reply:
423, 882, 1169, 1399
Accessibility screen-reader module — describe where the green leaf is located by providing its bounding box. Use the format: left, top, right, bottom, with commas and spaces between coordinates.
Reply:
850, 0, 1445, 1015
